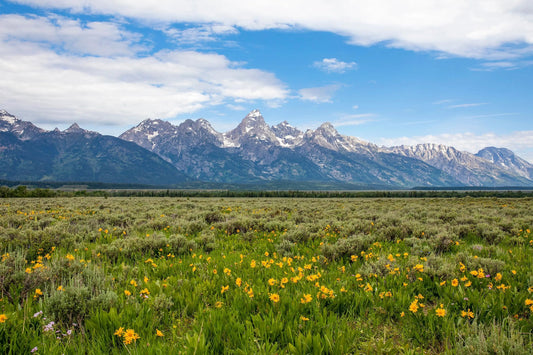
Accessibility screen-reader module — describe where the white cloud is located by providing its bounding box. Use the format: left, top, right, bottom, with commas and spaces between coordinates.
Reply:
298, 84, 341, 103
313, 58, 357, 73
0, 14, 144, 57
11, 0, 533, 60
433, 99, 453, 105
377, 131, 533, 163
448, 103, 488, 109
334, 113, 376, 127
0, 14, 288, 127
164, 24, 238, 45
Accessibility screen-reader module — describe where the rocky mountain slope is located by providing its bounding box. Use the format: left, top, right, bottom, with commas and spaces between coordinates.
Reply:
3, 108, 532, 187
0, 110, 187, 184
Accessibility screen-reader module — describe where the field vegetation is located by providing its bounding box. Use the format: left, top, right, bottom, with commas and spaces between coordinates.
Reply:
0, 197, 532, 354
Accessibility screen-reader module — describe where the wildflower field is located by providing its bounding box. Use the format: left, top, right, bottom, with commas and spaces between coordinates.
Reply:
0, 196, 532, 354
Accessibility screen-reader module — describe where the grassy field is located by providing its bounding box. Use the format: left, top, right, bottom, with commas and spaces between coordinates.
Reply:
0, 197, 532, 354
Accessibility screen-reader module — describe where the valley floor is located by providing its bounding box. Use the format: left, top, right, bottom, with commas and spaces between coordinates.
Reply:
0, 197, 532, 354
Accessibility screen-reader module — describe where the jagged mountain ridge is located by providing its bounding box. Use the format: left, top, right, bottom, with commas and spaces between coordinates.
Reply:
2, 108, 532, 187
121, 109, 500, 187
0, 110, 187, 184
386, 143, 533, 186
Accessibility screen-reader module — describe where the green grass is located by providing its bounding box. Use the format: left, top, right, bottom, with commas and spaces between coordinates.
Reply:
0, 197, 532, 354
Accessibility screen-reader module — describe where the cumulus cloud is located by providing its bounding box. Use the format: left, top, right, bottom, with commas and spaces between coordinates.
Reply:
377, 131, 533, 163
313, 58, 357, 73
10, 0, 533, 60
0, 14, 287, 127
298, 84, 341, 103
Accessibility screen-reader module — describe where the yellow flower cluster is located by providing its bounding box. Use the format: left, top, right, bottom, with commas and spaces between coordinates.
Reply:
114, 327, 140, 345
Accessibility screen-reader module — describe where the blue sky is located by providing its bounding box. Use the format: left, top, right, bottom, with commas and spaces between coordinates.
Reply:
1, 0, 532, 161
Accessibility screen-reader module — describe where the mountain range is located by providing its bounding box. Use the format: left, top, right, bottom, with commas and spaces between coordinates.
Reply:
1, 108, 532, 188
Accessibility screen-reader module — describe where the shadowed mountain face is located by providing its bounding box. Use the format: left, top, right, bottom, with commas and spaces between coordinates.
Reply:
120, 109, 533, 187
0, 111, 187, 185
2, 109, 532, 187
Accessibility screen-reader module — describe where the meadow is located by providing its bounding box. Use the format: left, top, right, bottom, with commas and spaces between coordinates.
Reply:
0, 196, 532, 354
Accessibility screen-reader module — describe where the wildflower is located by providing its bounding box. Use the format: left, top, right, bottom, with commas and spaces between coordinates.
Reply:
451, 279, 459, 287
280, 277, 288, 287
364, 283, 373, 292
464, 281, 472, 287
33, 311, 43, 318
495, 273, 502, 282
43, 321, 55, 332
300, 316, 309, 321
144, 276, 149, 283
351, 255, 358, 262
269, 293, 280, 303
235, 278, 242, 287
0, 314, 7, 323
300, 294, 312, 304
215, 301, 223, 308
114, 327, 125, 336
57, 285, 64, 291
461, 309, 474, 319
31, 346, 38, 353
34, 288, 43, 299
440, 281, 446, 286
124, 290, 131, 296
268, 278, 277, 286
130, 280, 137, 287
221, 285, 229, 294
65, 254, 75, 261
413, 264, 424, 272
224, 268, 231, 276
250, 260, 256, 268
409, 299, 419, 313
435, 304, 446, 317
400, 312, 405, 317
123, 329, 140, 345
525, 299, 533, 306
156, 329, 164, 337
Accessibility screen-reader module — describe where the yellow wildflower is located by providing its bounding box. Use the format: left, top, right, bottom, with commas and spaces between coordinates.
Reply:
461, 309, 474, 319
123, 329, 140, 345
435, 304, 446, 317
156, 329, 164, 337
221, 285, 229, 294
124, 290, 131, 296
300, 294, 312, 304
269, 293, 280, 303
235, 278, 242, 287
114, 327, 124, 336
451, 279, 459, 287
300, 316, 309, 321
0, 314, 7, 323
409, 299, 419, 313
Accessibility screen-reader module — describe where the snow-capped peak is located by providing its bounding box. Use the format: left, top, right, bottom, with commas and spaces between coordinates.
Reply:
246, 109, 262, 119
0, 110, 17, 125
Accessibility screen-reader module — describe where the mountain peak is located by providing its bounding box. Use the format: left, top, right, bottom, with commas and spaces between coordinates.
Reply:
64, 123, 85, 133
246, 109, 263, 119
316, 122, 339, 136
0, 109, 17, 125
